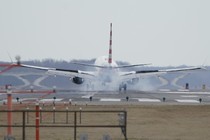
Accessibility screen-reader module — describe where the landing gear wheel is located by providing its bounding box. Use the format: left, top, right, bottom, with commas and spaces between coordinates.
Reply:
119, 83, 127, 92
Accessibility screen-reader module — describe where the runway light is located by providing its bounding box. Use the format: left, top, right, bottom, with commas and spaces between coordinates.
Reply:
69, 99, 72, 105
16, 97, 19, 102
6, 85, 12, 94
163, 97, 166, 102
30, 86, 34, 93
53, 86, 56, 93
89, 96, 92, 101
53, 97, 56, 106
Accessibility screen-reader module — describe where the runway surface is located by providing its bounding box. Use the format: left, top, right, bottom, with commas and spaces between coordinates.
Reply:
1, 72, 209, 105
1, 90, 210, 105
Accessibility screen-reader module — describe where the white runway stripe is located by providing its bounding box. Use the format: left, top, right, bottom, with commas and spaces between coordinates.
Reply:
181, 95, 198, 98
21, 98, 38, 101
137, 98, 161, 102
100, 98, 121, 102
166, 91, 210, 94
82, 95, 94, 99
1, 99, 17, 103
159, 89, 171, 92
175, 99, 199, 103
40, 98, 63, 102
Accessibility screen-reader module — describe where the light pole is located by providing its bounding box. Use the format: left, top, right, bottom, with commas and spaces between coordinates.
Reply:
6, 85, 12, 136
79, 107, 82, 124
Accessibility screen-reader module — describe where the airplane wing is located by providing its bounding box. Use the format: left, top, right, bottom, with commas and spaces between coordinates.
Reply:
20, 64, 95, 79
0, 63, 19, 74
119, 66, 203, 81
115, 63, 152, 68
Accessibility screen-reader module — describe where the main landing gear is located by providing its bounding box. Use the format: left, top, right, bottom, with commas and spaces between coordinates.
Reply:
119, 83, 127, 92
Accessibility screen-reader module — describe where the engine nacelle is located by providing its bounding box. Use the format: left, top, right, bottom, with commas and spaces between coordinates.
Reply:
72, 77, 84, 84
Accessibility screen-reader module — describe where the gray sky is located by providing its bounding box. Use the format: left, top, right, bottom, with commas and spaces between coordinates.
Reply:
0, 0, 210, 66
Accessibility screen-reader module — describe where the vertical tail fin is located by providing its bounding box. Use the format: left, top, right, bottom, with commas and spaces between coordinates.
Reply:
108, 23, 112, 65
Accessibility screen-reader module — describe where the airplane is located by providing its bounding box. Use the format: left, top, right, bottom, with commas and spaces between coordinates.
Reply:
1, 23, 203, 91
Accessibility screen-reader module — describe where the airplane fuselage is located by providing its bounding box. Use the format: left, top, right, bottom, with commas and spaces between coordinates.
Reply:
94, 56, 120, 84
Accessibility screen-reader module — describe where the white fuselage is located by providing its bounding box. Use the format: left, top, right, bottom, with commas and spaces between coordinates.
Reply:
94, 56, 120, 85
94, 56, 118, 68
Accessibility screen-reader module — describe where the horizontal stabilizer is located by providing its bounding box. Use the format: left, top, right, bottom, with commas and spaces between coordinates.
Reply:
72, 62, 151, 69
115, 63, 151, 68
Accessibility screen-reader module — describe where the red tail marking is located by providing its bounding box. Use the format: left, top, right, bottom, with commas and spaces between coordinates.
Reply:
108, 23, 112, 64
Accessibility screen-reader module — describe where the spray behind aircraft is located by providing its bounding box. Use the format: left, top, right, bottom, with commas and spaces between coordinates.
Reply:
11, 23, 202, 91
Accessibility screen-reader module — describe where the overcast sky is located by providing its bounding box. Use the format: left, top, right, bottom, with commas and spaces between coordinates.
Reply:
0, 0, 210, 66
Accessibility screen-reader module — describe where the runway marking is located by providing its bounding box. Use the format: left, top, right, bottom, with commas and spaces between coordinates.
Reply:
164, 91, 210, 94
175, 99, 199, 103
178, 89, 190, 92
40, 98, 63, 102
159, 89, 171, 92
100, 98, 121, 102
1, 99, 18, 103
137, 98, 161, 102
181, 95, 198, 98
82, 95, 94, 99
21, 98, 38, 102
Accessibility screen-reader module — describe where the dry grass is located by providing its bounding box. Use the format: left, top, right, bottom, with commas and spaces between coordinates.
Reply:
1, 104, 210, 140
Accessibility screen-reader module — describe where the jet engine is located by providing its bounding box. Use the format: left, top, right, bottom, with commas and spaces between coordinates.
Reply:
72, 77, 84, 84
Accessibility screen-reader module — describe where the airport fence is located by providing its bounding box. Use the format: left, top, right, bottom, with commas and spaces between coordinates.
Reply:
0, 109, 127, 140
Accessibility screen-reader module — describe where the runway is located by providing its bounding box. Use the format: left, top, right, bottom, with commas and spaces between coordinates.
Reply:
1, 72, 209, 105
1, 90, 210, 105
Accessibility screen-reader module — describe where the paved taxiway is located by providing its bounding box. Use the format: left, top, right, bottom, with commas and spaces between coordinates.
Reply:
1, 90, 210, 105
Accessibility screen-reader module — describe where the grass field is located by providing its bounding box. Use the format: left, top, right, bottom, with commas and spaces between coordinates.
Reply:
1, 104, 210, 140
